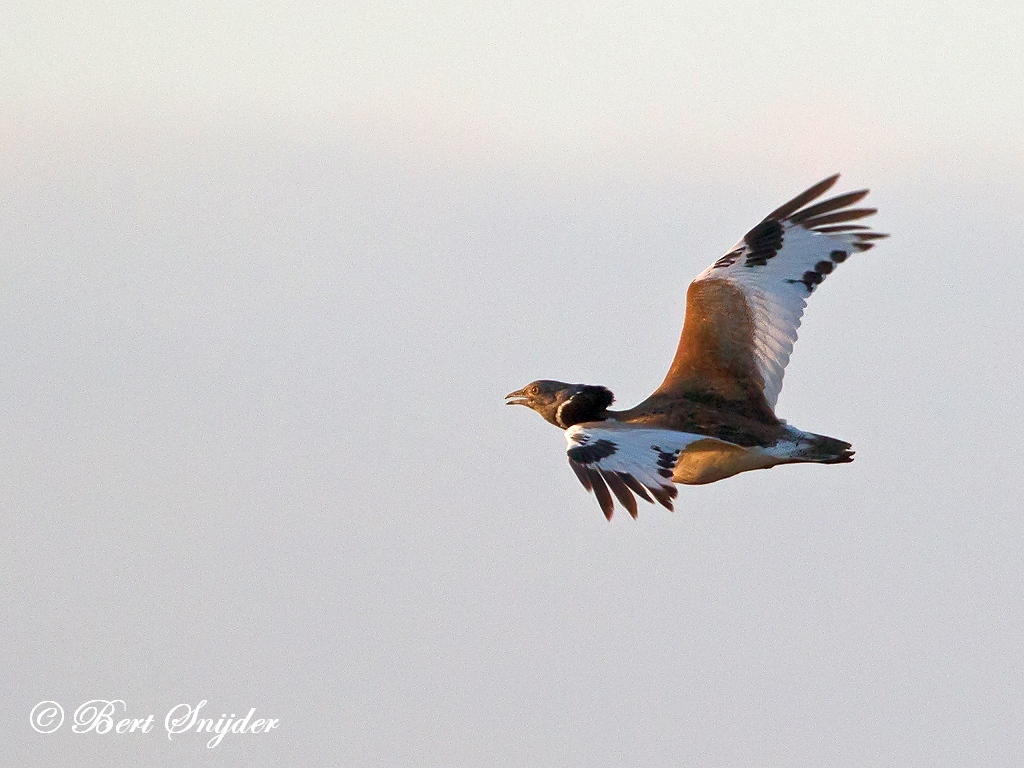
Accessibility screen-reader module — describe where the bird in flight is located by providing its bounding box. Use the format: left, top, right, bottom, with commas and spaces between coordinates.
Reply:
506, 174, 887, 519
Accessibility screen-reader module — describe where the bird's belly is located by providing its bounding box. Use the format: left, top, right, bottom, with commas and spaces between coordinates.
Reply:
672, 438, 783, 485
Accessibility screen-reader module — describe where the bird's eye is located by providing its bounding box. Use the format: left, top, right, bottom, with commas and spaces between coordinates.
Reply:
529, 386, 540, 396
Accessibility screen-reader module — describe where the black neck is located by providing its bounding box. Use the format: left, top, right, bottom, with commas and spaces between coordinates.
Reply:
555, 386, 614, 428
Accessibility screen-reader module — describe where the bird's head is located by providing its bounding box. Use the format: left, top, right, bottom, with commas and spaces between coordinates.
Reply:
505, 380, 613, 428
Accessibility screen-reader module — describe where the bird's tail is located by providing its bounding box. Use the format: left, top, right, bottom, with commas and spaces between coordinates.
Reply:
796, 432, 854, 464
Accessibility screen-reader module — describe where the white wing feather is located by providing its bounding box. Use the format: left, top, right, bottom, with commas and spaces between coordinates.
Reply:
565, 423, 705, 519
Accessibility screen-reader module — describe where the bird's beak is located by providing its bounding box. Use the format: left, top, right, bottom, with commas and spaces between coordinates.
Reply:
505, 388, 529, 406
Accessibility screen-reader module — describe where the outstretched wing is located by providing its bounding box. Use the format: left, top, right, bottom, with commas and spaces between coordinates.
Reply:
652, 174, 887, 414
565, 423, 704, 520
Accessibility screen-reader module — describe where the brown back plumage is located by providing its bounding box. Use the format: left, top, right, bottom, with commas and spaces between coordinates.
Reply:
645, 277, 778, 424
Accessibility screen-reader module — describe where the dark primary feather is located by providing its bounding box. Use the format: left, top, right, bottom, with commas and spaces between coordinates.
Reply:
588, 468, 614, 519
569, 460, 593, 491
813, 224, 872, 233
618, 472, 655, 503
799, 207, 878, 229
761, 173, 839, 221
788, 190, 870, 223
602, 471, 638, 518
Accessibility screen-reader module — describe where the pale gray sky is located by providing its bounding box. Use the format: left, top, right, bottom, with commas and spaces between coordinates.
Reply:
4, 3, 1024, 766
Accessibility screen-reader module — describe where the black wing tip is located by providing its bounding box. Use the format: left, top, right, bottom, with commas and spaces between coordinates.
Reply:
788, 190, 871, 225
648, 484, 676, 511
618, 472, 655, 504
601, 469, 639, 519
786, 186, 887, 246
568, 457, 679, 520
763, 174, 841, 221
587, 467, 615, 520
568, 459, 592, 491
820, 449, 855, 464
764, 175, 886, 242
